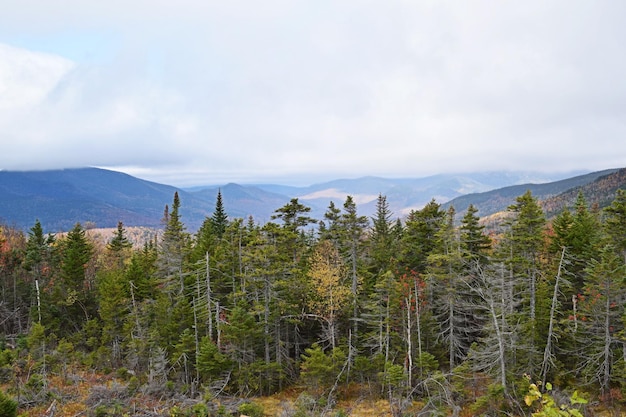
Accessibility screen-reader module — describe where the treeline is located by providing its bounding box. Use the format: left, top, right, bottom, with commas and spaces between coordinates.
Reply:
1, 188, 625, 415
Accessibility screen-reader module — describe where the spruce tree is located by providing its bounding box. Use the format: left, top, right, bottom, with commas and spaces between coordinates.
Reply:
400, 199, 446, 273
367, 194, 397, 290
577, 245, 626, 397
23, 220, 56, 324
210, 189, 229, 238
44, 223, 95, 335
603, 189, 626, 263
500, 191, 547, 374
459, 204, 491, 263
23, 219, 56, 277
551, 192, 601, 293
157, 192, 189, 294
428, 206, 472, 370
336, 196, 369, 369
107, 221, 132, 269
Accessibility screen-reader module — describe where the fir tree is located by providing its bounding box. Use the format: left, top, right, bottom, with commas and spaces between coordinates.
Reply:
107, 221, 132, 269
400, 199, 446, 273
53, 223, 95, 334
603, 189, 626, 263
459, 204, 491, 263
210, 189, 229, 238
577, 245, 626, 396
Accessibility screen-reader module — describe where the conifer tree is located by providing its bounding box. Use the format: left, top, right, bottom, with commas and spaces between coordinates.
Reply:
367, 194, 397, 290
457, 205, 493, 366
505, 191, 546, 321
23, 220, 56, 324
153, 192, 193, 355
51, 222, 95, 334
400, 199, 446, 274
551, 192, 601, 292
107, 221, 132, 269
157, 191, 190, 294
499, 191, 547, 374
459, 204, 491, 263
319, 201, 342, 243
336, 196, 369, 369
23, 219, 56, 279
210, 189, 229, 239
428, 206, 472, 370
97, 267, 129, 367
603, 189, 626, 263
108, 221, 132, 253
271, 198, 317, 266
577, 245, 626, 397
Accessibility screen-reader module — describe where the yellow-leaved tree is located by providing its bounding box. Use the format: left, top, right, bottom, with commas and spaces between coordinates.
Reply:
307, 240, 351, 349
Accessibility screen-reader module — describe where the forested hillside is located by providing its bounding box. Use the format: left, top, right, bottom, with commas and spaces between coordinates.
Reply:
443, 168, 619, 219
541, 167, 626, 217
0, 168, 213, 231
0, 167, 593, 233
1, 187, 625, 416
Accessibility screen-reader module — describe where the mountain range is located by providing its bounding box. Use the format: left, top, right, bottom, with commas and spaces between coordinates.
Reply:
0, 167, 623, 233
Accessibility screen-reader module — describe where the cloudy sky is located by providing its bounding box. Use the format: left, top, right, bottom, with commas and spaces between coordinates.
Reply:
1, 1, 625, 186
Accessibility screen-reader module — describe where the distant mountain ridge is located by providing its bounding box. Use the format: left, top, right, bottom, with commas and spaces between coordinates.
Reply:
541, 168, 626, 217
443, 168, 623, 220
0, 168, 211, 231
0, 167, 615, 232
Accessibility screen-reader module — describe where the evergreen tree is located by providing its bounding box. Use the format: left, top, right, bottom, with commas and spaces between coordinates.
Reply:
367, 194, 397, 291
23, 219, 56, 324
23, 219, 56, 278
108, 221, 132, 253
210, 189, 229, 239
400, 199, 446, 273
428, 206, 473, 370
319, 200, 342, 243
499, 191, 547, 374
157, 191, 190, 294
457, 205, 493, 367
551, 192, 601, 292
271, 198, 317, 265
577, 245, 626, 397
335, 196, 369, 369
107, 221, 132, 269
97, 268, 129, 368
222, 299, 263, 394
271, 198, 316, 233
125, 241, 158, 301
242, 220, 295, 392
603, 189, 626, 263
49, 223, 95, 334
153, 193, 193, 355
459, 204, 491, 263
0, 390, 17, 417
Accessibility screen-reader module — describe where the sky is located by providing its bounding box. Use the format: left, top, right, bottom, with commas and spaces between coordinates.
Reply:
1, 1, 625, 187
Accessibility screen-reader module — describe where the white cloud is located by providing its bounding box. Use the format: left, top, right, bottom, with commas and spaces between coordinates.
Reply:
0, 1, 625, 185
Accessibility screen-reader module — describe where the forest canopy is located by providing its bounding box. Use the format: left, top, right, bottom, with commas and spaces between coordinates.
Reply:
1, 189, 626, 416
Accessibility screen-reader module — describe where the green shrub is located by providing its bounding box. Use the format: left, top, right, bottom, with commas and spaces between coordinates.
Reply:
190, 402, 209, 417
238, 402, 264, 417
0, 390, 17, 417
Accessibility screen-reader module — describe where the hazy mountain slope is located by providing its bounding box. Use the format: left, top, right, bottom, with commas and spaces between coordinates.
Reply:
541, 168, 626, 217
443, 168, 620, 218
256, 171, 580, 218
0, 167, 612, 233
189, 183, 290, 223
0, 168, 213, 231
